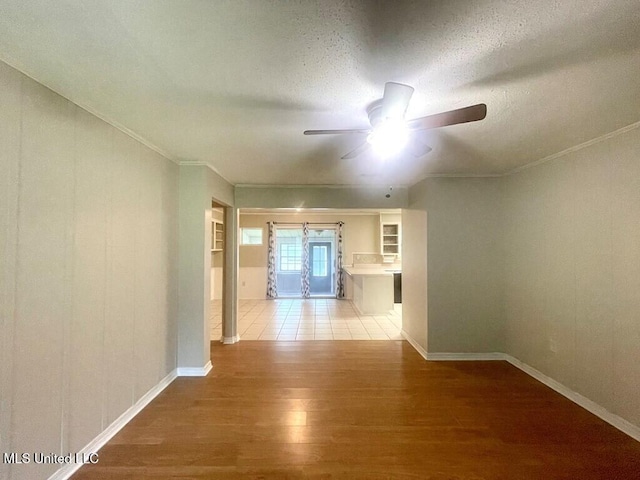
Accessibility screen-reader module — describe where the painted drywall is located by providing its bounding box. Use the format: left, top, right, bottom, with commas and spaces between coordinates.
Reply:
222, 206, 239, 341
238, 213, 381, 299
0, 60, 179, 480
400, 207, 428, 350
504, 124, 640, 428
407, 177, 505, 354
178, 165, 235, 365
425, 177, 505, 353
210, 267, 223, 300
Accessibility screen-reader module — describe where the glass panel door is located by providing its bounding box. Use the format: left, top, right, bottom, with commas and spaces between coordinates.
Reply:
308, 228, 336, 296
275, 228, 303, 296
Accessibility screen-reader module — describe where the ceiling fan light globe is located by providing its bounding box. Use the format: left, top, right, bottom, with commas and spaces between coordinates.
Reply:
366, 120, 409, 157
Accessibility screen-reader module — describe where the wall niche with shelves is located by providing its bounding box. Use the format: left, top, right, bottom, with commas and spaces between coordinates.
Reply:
381, 223, 399, 255
212, 220, 224, 252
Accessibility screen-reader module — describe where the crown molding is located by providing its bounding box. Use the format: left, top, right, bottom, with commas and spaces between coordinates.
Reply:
506, 120, 640, 176
178, 160, 235, 185
0, 55, 180, 166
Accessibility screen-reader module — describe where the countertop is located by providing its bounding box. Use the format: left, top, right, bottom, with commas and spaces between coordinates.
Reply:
343, 265, 401, 277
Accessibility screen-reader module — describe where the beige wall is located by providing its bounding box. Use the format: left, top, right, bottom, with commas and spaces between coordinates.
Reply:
0, 61, 179, 480
238, 212, 381, 299
504, 125, 640, 428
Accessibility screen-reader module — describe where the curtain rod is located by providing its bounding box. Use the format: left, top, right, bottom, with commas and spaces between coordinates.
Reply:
269, 221, 343, 225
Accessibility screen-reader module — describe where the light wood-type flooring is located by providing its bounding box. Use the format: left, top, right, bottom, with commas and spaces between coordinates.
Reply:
72, 341, 640, 479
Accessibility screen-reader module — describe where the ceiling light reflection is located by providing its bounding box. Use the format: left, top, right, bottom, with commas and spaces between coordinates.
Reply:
286, 410, 307, 426
286, 425, 309, 443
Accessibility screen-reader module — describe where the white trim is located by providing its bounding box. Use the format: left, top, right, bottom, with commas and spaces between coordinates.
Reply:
235, 183, 410, 189
222, 334, 240, 345
422, 173, 503, 178
48, 369, 177, 480
425, 352, 505, 361
0, 55, 179, 166
178, 161, 234, 185
506, 120, 640, 176
239, 209, 382, 216
176, 361, 212, 377
400, 330, 428, 361
503, 354, 640, 442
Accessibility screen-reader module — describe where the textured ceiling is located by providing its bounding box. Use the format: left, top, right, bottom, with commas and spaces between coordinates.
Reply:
0, 0, 639, 186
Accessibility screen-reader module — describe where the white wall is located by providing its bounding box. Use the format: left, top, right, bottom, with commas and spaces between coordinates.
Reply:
210, 266, 223, 300
504, 124, 640, 428
0, 61, 179, 480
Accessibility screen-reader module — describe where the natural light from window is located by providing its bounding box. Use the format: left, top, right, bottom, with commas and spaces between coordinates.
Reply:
241, 227, 263, 245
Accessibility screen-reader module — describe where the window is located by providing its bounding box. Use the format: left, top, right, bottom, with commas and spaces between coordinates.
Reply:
240, 227, 263, 245
312, 245, 327, 276
279, 243, 302, 271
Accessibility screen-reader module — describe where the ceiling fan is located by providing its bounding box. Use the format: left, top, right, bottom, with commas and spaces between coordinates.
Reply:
303, 82, 487, 159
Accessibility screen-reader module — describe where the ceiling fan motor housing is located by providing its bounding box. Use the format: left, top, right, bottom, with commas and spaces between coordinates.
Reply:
367, 100, 385, 127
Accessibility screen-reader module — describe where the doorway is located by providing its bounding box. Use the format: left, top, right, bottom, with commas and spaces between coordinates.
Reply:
274, 227, 303, 296
308, 227, 336, 296
210, 202, 225, 340
309, 242, 331, 294
272, 225, 337, 298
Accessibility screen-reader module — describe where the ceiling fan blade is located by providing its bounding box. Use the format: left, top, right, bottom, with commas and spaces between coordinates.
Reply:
304, 128, 370, 135
407, 139, 433, 158
381, 82, 414, 120
341, 142, 371, 160
407, 103, 487, 130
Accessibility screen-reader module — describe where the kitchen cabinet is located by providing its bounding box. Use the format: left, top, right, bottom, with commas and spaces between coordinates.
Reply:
343, 266, 394, 315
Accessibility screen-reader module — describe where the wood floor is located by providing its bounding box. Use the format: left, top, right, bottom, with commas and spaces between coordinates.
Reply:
73, 341, 640, 479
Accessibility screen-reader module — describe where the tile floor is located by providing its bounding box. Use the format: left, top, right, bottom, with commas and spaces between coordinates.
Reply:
210, 298, 402, 341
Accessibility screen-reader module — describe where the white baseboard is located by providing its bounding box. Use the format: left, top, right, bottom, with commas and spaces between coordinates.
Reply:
400, 330, 428, 360
177, 360, 212, 377
222, 334, 240, 344
48, 369, 177, 480
503, 354, 640, 442
400, 331, 504, 362
426, 352, 505, 361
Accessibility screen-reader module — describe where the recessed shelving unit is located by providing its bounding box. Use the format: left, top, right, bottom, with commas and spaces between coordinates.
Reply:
381, 223, 400, 256
212, 220, 224, 252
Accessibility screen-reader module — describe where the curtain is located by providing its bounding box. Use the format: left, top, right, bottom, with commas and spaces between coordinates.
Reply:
335, 221, 345, 298
301, 222, 310, 298
266, 222, 278, 298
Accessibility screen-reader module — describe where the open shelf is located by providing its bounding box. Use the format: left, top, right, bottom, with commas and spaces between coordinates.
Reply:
212, 220, 224, 252
381, 223, 400, 255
